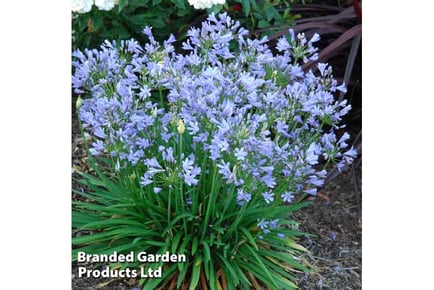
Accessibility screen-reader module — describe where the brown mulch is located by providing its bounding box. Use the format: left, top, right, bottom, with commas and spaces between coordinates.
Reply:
293, 168, 361, 290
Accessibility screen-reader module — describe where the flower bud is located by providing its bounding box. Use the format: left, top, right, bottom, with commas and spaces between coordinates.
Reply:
151, 107, 158, 118
76, 96, 83, 109
239, 127, 249, 139
177, 119, 185, 134
129, 173, 136, 182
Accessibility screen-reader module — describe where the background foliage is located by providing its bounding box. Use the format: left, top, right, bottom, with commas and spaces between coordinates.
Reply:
72, 0, 311, 50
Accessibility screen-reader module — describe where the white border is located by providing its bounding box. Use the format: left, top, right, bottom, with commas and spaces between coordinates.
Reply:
1, 1, 71, 288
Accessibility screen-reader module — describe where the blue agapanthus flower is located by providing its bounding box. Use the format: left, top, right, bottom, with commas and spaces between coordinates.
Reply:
73, 13, 357, 237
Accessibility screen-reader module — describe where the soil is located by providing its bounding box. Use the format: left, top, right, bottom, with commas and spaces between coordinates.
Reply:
292, 167, 361, 290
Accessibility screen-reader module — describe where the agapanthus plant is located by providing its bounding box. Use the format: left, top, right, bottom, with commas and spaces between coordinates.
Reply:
72, 13, 356, 289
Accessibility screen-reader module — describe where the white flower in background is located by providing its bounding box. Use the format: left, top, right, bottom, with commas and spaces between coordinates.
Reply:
72, 0, 93, 13
188, 0, 225, 9
95, 0, 116, 11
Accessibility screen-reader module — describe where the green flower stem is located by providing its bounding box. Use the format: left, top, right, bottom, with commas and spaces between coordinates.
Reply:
201, 162, 219, 240
159, 87, 164, 109
167, 186, 173, 237
178, 132, 188, 235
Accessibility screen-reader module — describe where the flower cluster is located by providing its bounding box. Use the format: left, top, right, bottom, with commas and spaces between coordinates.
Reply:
187, 0, 225, 9
72, 0, 118, 13
72, 13, 356, 236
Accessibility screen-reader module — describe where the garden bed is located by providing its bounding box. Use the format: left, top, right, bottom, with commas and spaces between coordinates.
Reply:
71, 5, 362, 287
72, 97, 361, 289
